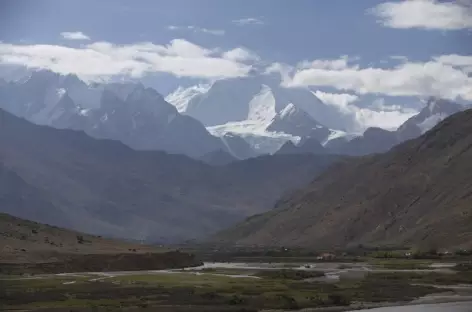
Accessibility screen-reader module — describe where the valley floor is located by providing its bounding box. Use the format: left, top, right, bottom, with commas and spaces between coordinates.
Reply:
2, 254, 472, 312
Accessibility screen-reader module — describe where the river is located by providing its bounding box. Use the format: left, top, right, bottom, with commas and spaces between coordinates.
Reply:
350, 301, 472, 311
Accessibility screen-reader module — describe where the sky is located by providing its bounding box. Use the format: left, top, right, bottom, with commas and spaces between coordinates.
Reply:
0, 0, 471, 130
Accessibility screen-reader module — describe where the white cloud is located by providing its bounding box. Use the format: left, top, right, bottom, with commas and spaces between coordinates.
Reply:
390, 55, 409, 63
434, 54, 472, 73
167, 25, 225, 36
314, 91, 359, 108
222, 47, 260, 62
299, 55, 359, 71
60, 31, 91, 40
232, 17, 264, 26
352, 108, 417, 131
0, 39, 252, 82
314, 91, 417, 131
264, 62, 294, 84
370, 0, 472, 30
283, 56, 472, 101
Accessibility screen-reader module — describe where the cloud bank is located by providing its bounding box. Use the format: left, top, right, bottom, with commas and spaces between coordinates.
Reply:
279, 55, 472, 101
222, 47, 260, 62
370, 0, 472, 30
0, 39, 254, 82
314, 91, 417, 131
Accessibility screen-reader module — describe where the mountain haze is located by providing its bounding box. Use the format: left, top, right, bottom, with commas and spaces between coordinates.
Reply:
0, 108, 338, 242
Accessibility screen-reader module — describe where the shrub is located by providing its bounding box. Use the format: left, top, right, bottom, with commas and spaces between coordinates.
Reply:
328, 294, 351, 306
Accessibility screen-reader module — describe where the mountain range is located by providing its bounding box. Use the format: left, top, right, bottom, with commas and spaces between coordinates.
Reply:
1, 70, 464, 160
166, 75, 348, 154
276, 98, 465, 157
0, 108, 339, 242
0, 70, 226, 158
215, 108, 472, 249
167, 76, 465, 156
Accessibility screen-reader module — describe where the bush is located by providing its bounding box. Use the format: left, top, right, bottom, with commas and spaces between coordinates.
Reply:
274, 294, 298, 309
328, 294, 351, 306
228, 295, 245, 305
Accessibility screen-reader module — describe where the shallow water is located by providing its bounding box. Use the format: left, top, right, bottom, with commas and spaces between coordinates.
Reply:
350, 301, 472, 312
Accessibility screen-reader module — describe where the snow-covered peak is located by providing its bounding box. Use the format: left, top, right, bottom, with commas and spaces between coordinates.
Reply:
165, 84, 211, 113
321, 129, 352, 146
278, 103, 297, 119
266, 102, 331, 141
424, 97, 463, 116
427, 98, 438, 112
396, 97, 463, 141
207, 120, 299, 155
247, 84, 277, 125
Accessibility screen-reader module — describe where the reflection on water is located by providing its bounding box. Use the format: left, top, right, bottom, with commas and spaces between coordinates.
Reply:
351, 301, 472, 312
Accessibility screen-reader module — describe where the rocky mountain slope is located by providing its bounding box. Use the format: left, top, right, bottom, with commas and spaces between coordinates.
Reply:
0, 70, 225, 158
216, 108, 472, 249
199, 149, 237, 166
276, 137, 326, 155
0, 108, 339, 243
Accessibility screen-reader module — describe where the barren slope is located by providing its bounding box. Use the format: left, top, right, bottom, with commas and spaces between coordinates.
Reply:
218, 109, 472, 249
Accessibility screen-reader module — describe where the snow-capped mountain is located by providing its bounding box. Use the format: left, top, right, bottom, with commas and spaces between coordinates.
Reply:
272, 97, 466, 156
0, 70, 226, 158
180, 76, 264, 126
327, 97, 465, 156
267, 103, 331, 142
397, 97, 464, 142
207, 120, 297, 155
164, 84, 211, 113
166, 76, 346, 129
2, 70, 464, 159
166, 76, 346, 154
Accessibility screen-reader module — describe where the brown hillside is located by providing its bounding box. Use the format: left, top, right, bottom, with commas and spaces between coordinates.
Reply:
221, 109, 472, 249
0, 213, 162, 263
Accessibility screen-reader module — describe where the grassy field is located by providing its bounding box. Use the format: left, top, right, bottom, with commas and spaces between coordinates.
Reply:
367, 258, 434, 270
2, 240, 472, 311
4, 267, 466, 311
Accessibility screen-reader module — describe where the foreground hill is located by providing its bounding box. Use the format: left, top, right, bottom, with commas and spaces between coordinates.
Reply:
0, 109, 339, 242
217, 109, 472, 249
0, 213, 160, 262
